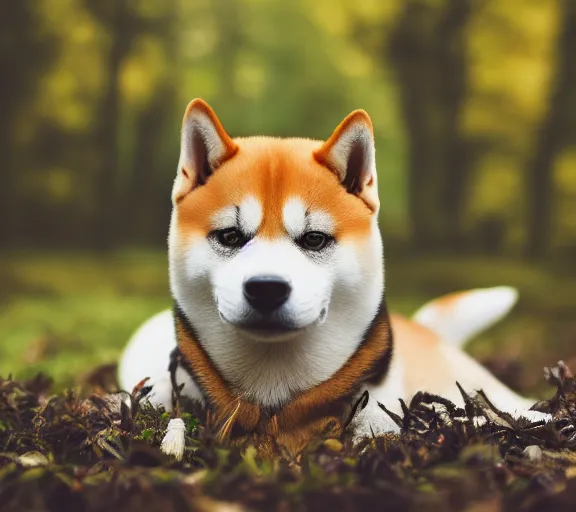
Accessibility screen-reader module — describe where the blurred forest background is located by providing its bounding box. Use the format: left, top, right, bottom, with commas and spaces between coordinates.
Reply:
1, 0, 575, 396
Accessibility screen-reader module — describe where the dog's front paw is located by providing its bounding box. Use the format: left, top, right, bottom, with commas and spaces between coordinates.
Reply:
349, 393, 401, 444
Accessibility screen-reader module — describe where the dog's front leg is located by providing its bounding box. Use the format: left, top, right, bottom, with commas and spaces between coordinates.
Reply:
349, 354, 405, 443
349, 389, 401, 443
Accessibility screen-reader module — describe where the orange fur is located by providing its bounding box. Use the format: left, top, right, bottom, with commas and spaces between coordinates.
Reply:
182, 100, 238, 161
390, 313, 457, 399
176, 137, 373, 241
174, 99, 238, 202
313, 110, 372, 177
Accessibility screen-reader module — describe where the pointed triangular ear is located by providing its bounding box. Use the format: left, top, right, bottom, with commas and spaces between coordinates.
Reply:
172, 99, 239, 203
313, 110, 379, 213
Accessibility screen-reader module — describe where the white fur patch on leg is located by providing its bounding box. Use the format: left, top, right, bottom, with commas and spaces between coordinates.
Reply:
350, 355, 406, 443
350, 392, 401, 443
118, 309, 203, 411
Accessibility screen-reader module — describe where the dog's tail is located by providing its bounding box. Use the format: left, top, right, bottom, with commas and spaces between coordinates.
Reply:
412, 286, 519, 348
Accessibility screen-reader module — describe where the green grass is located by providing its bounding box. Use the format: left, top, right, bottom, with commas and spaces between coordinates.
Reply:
1, 249, 575, 395
0, 249, 171, 389
0, 295, 169, 388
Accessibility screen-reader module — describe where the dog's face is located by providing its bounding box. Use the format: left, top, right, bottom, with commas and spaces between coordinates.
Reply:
169, 99, 383, 344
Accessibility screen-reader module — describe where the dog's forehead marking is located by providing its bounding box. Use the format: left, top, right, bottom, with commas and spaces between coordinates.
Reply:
210, 195, 262, 235
211, 206, 236, 230
282, 198, 307, 239
307, 210, 335, 234
282, 197, 334, 239
239, 195, 262, 235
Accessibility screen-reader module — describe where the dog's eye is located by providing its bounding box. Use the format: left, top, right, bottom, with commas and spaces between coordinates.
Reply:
216, 228, 246, 248
298, 231, 331, 251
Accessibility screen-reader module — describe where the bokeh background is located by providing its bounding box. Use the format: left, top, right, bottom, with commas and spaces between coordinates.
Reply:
1, 0, 575, 396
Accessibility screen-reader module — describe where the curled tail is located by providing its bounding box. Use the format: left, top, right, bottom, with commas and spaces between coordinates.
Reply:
412, 286, 519, 348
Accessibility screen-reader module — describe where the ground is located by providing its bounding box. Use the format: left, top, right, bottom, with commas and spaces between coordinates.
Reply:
2, 361, 576, 511
1, 250, 576, 511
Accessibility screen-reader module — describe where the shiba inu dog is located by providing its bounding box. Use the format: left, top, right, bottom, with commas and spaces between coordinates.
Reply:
118, 99, 547, 453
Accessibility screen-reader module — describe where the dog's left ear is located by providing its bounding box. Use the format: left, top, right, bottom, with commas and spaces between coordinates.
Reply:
313, 110, 379, 213
172, 99, 239, 203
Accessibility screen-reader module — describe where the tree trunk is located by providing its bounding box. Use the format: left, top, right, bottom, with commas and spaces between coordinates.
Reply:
525, 0, 576, 259
91, 0, 132, 251
436, 0, 473, 252
129, 86, 175, 244
0, 1, 52, 248
388, 1, 438, 251
388, 0, 473, 253
0, 112, 14, 246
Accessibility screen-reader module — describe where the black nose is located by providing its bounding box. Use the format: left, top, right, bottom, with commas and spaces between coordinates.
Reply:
243, 276, 291, 313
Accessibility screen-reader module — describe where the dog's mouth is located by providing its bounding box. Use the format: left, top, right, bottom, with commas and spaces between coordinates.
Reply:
218, 307, 328, 343
236, 323, 304, 342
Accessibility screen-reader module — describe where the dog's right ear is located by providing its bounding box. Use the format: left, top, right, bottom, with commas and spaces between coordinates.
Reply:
172, 99, 238, 203
313, 110, 379, 213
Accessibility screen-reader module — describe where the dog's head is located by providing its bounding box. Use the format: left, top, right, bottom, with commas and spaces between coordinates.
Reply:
169, 99, 384, 344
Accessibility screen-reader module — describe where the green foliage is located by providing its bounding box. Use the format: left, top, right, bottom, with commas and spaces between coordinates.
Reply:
2, 0, 576, 253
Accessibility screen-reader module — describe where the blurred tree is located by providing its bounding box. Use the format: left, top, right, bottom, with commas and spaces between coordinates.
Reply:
525, 0, 576, 259
118, 1, 180, 245
388, 0, 474, 252
0, 0, 55, 245
3, 0, 575, 260
129, 84, 176, 243
84, 0, 180, 250
83, 0, 136, 250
